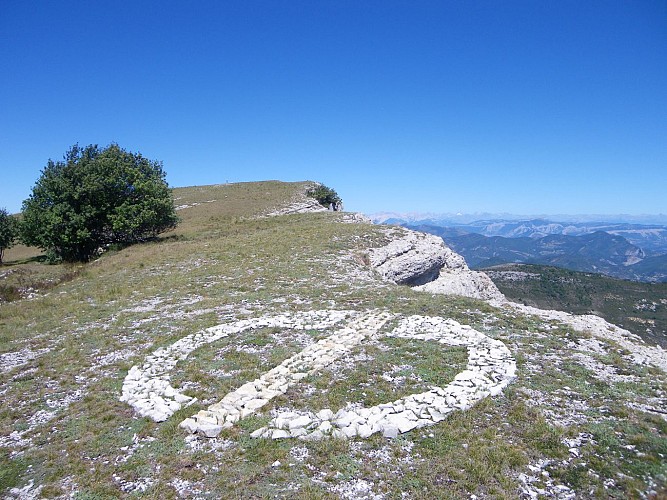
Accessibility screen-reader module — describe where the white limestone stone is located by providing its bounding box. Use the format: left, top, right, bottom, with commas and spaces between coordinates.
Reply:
290, 428, 308, 438
318, 421, 333, 433
301, 430, 324, 441
271, 429, 290, 439
384, 412, 419, 434
122, 308, 518, 443
243, 399, 268, 411
289, 415, 313, 430
199, 423, 223, 438
250, 427, 269, 438
316, 409, 334, 421
382, 426, 399, 439
339, 425, 357, 438
180, 418, 198, 434
358, 424, 373, 438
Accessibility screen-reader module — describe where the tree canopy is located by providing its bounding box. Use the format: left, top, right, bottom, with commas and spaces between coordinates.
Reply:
0, 208, 18, 264
306, 184, 343, 211
21, 143, 179, 262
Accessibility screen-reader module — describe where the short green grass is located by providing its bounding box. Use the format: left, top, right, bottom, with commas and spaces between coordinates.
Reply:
1, 181, 666, 498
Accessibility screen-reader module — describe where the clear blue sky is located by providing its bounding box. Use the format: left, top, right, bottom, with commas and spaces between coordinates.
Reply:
1, 1, 665, 216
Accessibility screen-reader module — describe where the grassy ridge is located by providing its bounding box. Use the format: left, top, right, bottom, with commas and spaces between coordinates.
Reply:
1, 181, 666, 498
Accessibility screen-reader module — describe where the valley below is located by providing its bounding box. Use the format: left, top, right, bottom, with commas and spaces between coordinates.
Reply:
483, 264, 667, 349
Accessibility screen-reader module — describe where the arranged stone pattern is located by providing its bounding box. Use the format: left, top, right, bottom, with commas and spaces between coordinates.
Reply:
121, 307, 516, 440
180, 311, 393, 437
250, 314, 516, 440
120, 310, 354, 422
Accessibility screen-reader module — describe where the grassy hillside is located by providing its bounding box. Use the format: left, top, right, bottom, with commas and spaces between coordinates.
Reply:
1, 181, 666, 498
483, 264, 667, 349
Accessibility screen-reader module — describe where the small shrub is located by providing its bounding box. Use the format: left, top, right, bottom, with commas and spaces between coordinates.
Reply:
0, 284, 21, 303
306, 184, 342, 211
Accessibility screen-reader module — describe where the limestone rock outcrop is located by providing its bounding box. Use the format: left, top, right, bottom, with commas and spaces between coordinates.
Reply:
266, 196, 328, 216
368, 227, 505, 301
415, 267, 505, 301
367, 230, 452, 286
266, 182, 346, 216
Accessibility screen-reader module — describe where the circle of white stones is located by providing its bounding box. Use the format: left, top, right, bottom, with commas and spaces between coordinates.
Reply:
120, 309, 516, 440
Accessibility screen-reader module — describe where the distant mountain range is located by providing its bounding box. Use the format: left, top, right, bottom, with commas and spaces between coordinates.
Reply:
370, 212, 667, 226
370, 215, 667, 282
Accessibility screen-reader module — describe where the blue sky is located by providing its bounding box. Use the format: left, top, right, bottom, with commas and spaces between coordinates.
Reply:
1, 1, 665, 216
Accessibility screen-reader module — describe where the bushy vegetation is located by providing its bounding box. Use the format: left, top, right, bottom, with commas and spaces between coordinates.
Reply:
20, 144, 178, 262
485, 263, 667, 347
306, 183, 342, 211
0, 208, 18, 264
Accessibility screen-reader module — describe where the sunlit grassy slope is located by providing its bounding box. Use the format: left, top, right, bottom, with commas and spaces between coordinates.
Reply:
1, 181, 665, 498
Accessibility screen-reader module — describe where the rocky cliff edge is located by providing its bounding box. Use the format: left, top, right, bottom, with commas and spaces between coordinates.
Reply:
367, 226, 505, 301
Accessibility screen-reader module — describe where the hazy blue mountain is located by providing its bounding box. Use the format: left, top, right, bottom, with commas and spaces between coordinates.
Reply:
606, 228, 667, 256
394, 219, 667, 254
373, 211, 667, 282
407, 224, 666, 282
370, 212, 667, 226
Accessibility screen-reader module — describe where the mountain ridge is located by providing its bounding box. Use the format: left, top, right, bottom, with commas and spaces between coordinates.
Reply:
370, 212, 667, 227
1, 181, 666, 498
404, 222, 667, 283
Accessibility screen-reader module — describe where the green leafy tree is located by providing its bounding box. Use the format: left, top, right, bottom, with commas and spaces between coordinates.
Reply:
306, 184, 343, 211
0, 208, 18, 264
21, 143, 179, 262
